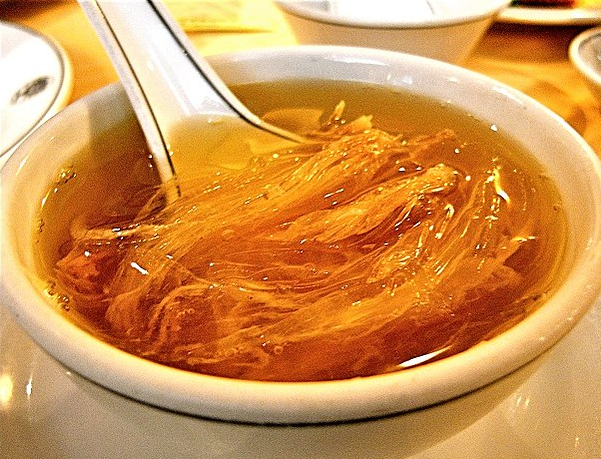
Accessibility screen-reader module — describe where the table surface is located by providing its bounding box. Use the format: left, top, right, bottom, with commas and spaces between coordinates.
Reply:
2, 0, 600, 156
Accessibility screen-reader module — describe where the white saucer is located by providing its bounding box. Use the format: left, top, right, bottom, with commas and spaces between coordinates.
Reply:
0, 21, 72, 164
1, 295, 599, 458
570, 26, 601, 101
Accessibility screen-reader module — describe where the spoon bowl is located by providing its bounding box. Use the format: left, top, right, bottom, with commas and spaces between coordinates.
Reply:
79, 0, 302, 186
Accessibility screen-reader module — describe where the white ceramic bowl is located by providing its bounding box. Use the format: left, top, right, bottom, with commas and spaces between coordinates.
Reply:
569, 25, 601, 101
2, 46, 601, 456
276, 0, 511, 63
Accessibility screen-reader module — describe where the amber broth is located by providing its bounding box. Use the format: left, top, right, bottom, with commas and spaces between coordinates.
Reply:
36, 80, 567, 381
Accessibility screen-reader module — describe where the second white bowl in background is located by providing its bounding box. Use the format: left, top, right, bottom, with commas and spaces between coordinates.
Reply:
276, 0, 511, 63
570, 26, 601, 101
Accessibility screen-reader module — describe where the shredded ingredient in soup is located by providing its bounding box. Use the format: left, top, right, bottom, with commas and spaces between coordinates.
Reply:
52, 102, 564, 381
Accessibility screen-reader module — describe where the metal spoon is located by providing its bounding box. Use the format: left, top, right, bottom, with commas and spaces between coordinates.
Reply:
79, 0, 302, 190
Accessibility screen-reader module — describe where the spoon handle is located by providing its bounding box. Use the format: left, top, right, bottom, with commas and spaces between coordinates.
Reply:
79, 0, 300, 184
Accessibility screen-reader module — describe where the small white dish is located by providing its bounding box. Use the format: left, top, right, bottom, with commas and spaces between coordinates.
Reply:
275, 0, 511, 63
569, 26, 601, 101
0, 21, 72, 165
498, 3, 601, 25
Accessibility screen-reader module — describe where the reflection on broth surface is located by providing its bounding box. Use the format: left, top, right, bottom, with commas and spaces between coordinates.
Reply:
37, 81, 567, 382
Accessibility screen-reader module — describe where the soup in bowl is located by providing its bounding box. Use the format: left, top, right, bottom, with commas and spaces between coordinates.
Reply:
2, 47, 601, 436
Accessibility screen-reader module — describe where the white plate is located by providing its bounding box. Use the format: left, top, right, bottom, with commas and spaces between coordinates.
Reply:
570, 26, 601, 100
498, 4, 601, 25
0, 21, 72, 164
1, 296, 600, 458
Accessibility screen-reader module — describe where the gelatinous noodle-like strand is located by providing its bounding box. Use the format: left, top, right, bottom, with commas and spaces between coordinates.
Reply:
55, 106, 557, 381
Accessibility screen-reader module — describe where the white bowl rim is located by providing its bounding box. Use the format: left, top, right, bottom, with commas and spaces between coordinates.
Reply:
569, 25, 601, 89
2, 45, 601, 425
275, 0, 512, 29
